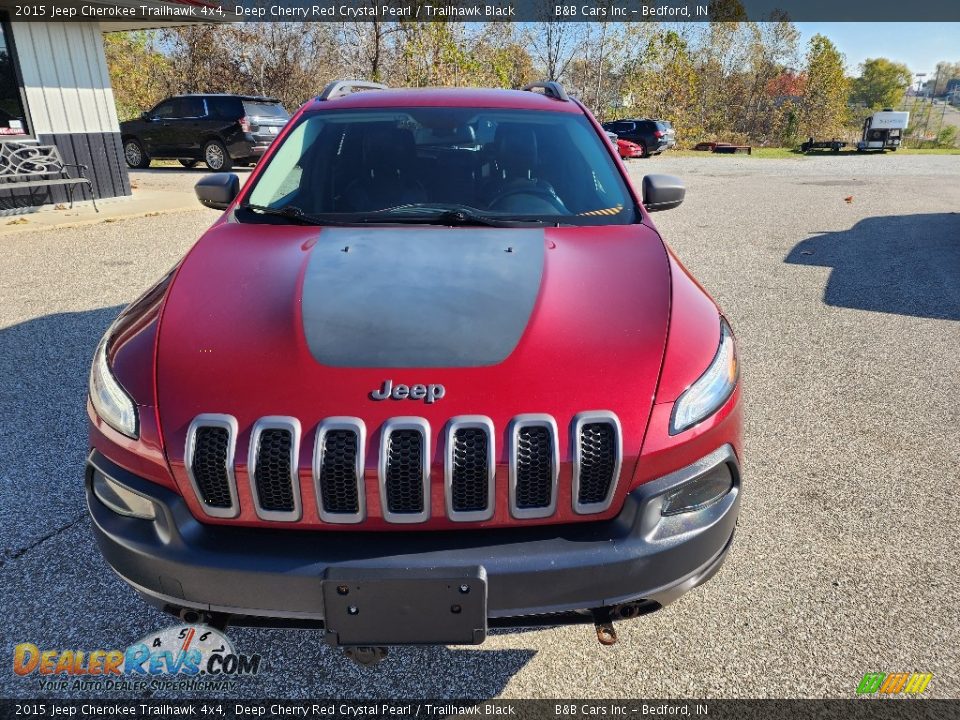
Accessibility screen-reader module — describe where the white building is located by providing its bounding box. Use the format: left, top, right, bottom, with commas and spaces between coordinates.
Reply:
0, 1, 226, 206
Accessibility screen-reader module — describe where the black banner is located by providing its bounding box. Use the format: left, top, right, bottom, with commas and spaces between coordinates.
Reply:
6, 0, 960, 23
1, 700, 960, 720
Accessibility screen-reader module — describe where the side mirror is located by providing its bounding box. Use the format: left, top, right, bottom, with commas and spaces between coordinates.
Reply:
195, 173, 240, 210
141, 111, 152, 121
642, 174, 685, 212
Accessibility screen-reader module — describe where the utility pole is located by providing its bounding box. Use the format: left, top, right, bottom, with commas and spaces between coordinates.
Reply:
921, 66, 942, 144
912, 73, 926, 148
935, 96, 948, 143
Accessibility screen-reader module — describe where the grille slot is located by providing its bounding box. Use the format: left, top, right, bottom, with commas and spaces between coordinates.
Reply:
379, 418, 430, 523
192, 428, 232, 507
516, 428, 552, 507
313, 418, 366, 524
572, 412, 622, 514
248, 417, 302, 522
445, 416, 495, 522
385, 431, 423, 512
509, 415, 558, 519
185, 415, 239, 519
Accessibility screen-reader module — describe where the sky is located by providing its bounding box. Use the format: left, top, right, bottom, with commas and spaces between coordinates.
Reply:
795, 23, 960, 79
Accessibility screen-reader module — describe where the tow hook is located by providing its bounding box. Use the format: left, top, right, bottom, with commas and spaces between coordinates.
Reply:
592, 608, 618, 646
343, 646, 389, 667
177, 608, 228, 631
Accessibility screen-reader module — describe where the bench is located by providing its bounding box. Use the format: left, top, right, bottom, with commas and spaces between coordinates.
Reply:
0, 141, 98, 212
693, 142, 752, 155
711, 143, 752, 155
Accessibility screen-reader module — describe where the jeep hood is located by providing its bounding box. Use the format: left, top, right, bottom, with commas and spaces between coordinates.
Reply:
156, 222, 670, 493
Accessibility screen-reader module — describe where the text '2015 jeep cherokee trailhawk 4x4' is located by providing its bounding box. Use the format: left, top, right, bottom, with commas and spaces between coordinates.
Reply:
87, 80, 742, 663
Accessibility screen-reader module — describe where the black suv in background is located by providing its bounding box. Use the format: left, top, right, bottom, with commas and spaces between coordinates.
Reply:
121, 94, 289, 171
601, 118, 676, 158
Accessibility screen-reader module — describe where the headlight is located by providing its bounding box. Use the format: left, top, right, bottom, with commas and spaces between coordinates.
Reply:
670, 318, 738, 435
89, 333, 138, 438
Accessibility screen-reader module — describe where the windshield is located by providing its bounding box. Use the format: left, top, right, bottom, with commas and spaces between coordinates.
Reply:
242, 107, 636, 225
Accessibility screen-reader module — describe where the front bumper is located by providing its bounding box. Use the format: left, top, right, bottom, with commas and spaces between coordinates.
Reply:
88, 445, 740, 634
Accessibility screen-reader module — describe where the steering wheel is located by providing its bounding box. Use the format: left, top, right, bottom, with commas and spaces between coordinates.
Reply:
487, 186, 569, 214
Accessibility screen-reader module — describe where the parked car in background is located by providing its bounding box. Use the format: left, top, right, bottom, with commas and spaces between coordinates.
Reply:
604, 130, 646, 160
616, 137, 645, 159
602, 119, 676, 158
121, 94, 289, 171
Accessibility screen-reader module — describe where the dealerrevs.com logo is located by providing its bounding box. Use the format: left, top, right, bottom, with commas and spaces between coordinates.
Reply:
13, 625, 262, 692
856, 672, 933, 696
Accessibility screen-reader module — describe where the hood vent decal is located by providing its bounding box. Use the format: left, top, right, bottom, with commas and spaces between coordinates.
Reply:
301, 228, 544, 368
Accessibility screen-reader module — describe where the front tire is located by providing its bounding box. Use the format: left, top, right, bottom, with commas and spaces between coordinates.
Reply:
123, 138, 150, 169
639, 142, 650, 158
203, 140, 233, 172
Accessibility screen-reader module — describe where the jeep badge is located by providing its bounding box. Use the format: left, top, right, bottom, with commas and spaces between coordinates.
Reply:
370, 379, 446, 404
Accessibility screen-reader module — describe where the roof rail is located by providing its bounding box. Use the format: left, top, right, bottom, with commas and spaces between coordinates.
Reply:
318, 80, 389, 101
521, 81, 570, 102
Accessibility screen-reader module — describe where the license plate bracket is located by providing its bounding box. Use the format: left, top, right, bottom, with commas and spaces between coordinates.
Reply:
322, 567, 487, 646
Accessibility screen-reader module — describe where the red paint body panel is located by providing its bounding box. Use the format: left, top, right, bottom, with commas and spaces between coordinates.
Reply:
90, 268, 178, 490
635, 387, 743, 489
89, 400, 174, 490
655, 250, 725, 403
155, 223, 672, 529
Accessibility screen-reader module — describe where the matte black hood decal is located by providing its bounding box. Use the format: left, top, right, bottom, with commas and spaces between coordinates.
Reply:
301, 228, 545, 368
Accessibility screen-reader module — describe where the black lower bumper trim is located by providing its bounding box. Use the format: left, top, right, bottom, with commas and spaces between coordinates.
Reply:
87, 446, 740, 629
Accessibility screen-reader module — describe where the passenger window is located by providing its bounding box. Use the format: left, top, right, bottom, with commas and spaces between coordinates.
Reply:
208, 97, 242, 120
181, 98, 206, 118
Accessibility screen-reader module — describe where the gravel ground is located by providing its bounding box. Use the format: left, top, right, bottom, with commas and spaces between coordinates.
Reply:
1, 155, 958, 699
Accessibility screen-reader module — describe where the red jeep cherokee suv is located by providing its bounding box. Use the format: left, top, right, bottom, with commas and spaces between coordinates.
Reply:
87, 81, 741, 660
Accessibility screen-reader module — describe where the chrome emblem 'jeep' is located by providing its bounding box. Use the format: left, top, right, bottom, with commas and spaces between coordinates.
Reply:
370, 379, 446, 404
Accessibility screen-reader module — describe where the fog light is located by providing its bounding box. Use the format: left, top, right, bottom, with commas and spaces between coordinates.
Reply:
92, 469, 156, 520
661, 463, 733, 516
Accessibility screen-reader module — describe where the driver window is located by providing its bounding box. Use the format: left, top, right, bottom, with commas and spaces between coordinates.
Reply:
152, 101, 177, 119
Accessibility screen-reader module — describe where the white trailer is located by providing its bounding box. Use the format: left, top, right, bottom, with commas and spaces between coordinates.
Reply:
857, 110, 910, 151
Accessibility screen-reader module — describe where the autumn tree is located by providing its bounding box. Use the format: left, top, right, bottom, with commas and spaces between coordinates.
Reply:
527, 2, 585, 82
929, 61, 960, 96
102, 31, 173, 120
850, 58, 912, 109
103, 21, 885, 149
798, 34, 848, 139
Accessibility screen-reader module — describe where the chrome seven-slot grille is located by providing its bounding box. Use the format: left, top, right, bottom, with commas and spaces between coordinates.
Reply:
184, 412, 622, 523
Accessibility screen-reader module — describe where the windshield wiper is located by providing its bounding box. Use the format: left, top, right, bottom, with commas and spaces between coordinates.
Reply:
359, 204, 568, 227
237, 203, 353, 226
238, 203, 571, 228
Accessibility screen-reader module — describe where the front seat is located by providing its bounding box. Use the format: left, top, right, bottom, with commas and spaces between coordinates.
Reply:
341, 127, 427, 212
483, 124, 562, 213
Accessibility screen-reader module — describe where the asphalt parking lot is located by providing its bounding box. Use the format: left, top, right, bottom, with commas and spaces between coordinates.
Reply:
1, 155, 958, 699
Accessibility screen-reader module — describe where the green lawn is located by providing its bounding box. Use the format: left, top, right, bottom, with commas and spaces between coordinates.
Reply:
895, 147, 960, 155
